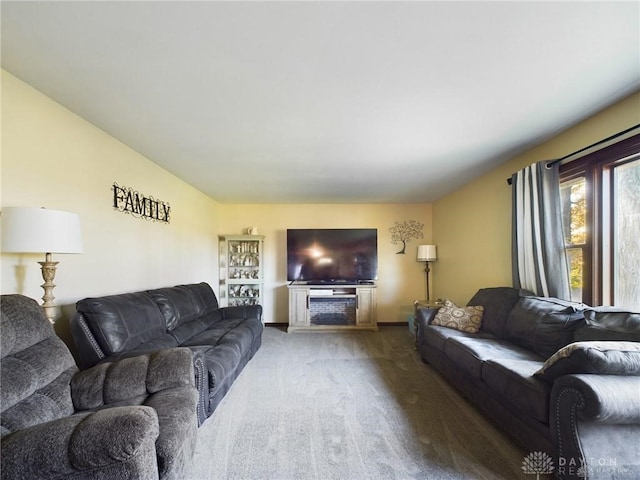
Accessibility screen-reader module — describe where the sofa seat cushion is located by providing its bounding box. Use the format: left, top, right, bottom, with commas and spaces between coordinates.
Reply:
169, 311, 223, 345
180, 317, 258, 348
444, 336, 542, 380
180, 318, 263, 392
482, 359, 550, 423
423, 325, 495, 352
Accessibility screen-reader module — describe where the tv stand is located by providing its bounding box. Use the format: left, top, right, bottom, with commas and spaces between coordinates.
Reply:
287, 282, 377, 333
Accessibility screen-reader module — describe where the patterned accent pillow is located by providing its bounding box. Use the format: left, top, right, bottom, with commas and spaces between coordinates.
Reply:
432, 300, 484, 333
535, 341, 640, 382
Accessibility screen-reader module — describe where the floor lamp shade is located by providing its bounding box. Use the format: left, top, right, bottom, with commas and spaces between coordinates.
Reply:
1, 207, 83, 254
1, 207, 83, 323
417, 244, 437, 302
417, 244, 437, 262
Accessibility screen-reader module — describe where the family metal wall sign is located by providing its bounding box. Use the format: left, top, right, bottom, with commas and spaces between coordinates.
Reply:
112, 182, 171, 223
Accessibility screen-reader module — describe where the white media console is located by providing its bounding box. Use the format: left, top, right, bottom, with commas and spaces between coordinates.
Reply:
287, 282, 377, 332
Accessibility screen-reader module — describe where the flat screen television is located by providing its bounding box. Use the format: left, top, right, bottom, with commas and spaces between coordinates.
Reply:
287, 228, 378, 283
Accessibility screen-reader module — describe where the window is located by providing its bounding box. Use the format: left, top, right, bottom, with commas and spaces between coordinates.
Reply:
560, 133, 640, 310
560, 176, 588, 303
612, 159, 640, 309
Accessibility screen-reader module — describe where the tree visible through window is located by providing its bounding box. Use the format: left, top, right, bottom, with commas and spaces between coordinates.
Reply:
560, 132, 640, 310
560, 177, 587, 303
614, 159, 640, 310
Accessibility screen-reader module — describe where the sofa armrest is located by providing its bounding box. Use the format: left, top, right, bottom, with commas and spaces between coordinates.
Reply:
416, 307, 440, 326
1, 407, 160, 479
70, 312, 107, 369
92, 346, 209, 426
415, 307, 440, 346
551, 375, 640, 478
71, 347, 195, 411
145, 385, 199, 478
552, 374, 640, 424
220, 304, 263, 321
186, 346, 211, 426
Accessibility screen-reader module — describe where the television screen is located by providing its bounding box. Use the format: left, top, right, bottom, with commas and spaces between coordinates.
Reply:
287, 229, 378, 283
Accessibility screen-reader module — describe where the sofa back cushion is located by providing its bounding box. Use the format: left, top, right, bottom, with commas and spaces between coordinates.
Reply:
145, 283, 220, 342
505, 296, 586, 359
1, 295, 77, 435
467, 287, 532, 338
76, 292, 166, 355
176, 283, 219, 315
147, 287, 201, 331
574, 308, 640, 342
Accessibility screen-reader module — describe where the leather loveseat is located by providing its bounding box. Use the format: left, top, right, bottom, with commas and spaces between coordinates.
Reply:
416, 287, 640, 480
70, 282, 263, 426
1, 294, 199, 480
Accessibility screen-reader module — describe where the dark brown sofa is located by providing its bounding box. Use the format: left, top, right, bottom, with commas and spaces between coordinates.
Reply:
70, 282, 263, 426
1, 294, 199, 480
416, 287, 640, 480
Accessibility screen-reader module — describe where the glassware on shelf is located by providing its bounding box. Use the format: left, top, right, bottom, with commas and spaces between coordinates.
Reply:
220, 235, 264, 309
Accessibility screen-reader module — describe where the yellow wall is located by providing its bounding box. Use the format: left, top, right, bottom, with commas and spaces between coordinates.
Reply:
3, 68, 638, 336
220, 204, 432, 324
432, 91, 640, 305
1, 71, 432, 332
1, 70, 222, 344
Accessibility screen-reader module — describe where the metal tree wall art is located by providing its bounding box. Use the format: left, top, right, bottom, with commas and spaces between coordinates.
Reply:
389, 220, 424, 254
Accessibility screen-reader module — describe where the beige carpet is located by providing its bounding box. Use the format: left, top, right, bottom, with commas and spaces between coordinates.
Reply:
189, 326, 529, 480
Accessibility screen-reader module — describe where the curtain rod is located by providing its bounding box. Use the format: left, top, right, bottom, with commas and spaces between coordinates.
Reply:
547, 123, 640, 166
506, 123, 640, 185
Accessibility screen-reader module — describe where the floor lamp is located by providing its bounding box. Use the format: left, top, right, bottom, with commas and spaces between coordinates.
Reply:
417, 245, 437, 302
1, 207, 83, 323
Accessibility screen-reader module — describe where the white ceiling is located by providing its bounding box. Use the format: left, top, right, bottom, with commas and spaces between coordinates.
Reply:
2, 1, 639, 203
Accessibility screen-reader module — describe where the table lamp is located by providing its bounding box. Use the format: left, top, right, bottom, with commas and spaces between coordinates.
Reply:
1, 207, 83, 322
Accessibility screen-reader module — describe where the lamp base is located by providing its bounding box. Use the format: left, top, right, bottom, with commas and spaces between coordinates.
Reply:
423, 261, 431, 302
38, 253, 58, 323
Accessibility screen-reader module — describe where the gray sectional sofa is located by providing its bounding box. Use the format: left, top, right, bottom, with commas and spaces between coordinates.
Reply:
70, 282, 263, 426
416, 287, 640, 480
1, 294, 199, 480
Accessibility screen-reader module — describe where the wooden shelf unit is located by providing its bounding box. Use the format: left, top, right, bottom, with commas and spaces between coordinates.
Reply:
219, 235, 265, 308
287, 282, 377, 333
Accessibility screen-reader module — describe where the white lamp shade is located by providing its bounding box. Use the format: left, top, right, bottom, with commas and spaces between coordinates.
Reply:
1, 207, 83, 254
417, 244, 437, 262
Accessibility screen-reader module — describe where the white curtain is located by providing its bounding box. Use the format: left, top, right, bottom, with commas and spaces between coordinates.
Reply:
511, 161, 570, 299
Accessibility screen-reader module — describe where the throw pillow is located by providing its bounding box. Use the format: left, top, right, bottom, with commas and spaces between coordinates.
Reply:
535, 341, 640, 382
432, 300, 483, 333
